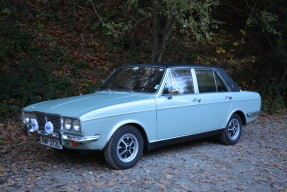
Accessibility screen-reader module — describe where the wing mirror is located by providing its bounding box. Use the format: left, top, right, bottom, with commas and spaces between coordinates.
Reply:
167, 89, 179, 99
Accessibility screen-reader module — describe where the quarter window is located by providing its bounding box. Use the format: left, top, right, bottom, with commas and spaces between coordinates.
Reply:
215, 73, 228, 92
195, 70, 228, 93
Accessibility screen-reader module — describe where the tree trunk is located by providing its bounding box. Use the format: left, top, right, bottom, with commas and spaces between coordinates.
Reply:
157, 17, 174, 63
151, 1, 159, 63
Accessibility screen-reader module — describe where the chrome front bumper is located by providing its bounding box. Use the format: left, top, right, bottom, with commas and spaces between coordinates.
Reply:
22, 125, 100, 144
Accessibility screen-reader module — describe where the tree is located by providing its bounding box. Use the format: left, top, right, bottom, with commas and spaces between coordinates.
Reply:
215, 0, 287, 112
123, 0, 219, 63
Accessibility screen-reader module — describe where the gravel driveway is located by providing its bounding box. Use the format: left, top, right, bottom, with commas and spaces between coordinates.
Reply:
0, 112, 286, 192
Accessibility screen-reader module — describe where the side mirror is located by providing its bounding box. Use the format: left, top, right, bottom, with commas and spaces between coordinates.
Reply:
169, 89, 179, 95
167, 89, 179, 99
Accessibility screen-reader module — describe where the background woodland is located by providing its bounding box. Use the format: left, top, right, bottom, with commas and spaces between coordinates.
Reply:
0, 0, 287, 120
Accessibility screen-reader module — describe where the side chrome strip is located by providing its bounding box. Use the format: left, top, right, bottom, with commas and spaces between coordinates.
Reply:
247, 111, 264, 117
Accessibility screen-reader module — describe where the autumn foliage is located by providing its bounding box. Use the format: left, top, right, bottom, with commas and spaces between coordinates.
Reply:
0, 0, 286, 119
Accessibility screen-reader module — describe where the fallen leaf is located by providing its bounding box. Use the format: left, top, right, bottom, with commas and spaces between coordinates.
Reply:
144, 180, 155, 184
26, 184, 36, 189
107, 180, 116, 187
181, 184, 192, 191
273, 163, 281, 167
7, 179, 15, 186
16, 156, 28, 161
166, 174, 173, 179
235, 185, 244, 191
38, 162, 48, 167
159, 185, 166, 190
66, 186, 78, 192
160, 179, 171, 185
95, 182, 104, 186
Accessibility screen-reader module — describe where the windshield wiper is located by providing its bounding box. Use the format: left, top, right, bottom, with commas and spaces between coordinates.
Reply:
98, 86, 112, 92
114, 85, 133, 93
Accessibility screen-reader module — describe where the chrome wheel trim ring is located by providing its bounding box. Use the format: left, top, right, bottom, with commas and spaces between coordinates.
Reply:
228, 118, 240, 140
117, 133, 139, 163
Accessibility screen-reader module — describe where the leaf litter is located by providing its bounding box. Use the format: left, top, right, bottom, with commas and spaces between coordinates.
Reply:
0, 112, 286, 191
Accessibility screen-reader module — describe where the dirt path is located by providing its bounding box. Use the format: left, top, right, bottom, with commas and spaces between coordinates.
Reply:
0, 113, 286, 192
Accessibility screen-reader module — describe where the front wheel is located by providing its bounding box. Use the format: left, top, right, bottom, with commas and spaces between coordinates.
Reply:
219, 113, 242, 145
104, 125, 143, 169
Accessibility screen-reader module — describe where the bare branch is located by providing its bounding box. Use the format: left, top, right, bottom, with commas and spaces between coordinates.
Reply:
68, 0, 104, 24
90, 0, 104, 24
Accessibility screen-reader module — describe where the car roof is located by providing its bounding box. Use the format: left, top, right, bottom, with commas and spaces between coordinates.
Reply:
120, 63, 216, 69
118, 63, 240, 92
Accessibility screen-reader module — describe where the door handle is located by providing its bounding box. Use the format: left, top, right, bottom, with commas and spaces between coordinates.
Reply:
193, 98, 201, 103
225, 96, 232, 100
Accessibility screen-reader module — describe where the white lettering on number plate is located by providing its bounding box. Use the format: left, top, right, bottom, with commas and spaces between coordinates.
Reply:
40, 136, 63, 150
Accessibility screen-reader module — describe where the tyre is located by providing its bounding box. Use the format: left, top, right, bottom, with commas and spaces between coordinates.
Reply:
219, 113, 242, 145
104, 125, 144, 169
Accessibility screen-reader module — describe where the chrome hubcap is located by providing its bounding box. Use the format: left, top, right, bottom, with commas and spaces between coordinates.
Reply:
228, 119, 240, 140
117, 134, 139, 162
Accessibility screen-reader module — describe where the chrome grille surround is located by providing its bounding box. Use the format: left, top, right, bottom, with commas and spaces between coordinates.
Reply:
34, 112, 61, 133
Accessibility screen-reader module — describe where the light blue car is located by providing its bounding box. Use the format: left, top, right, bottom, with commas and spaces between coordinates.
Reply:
22, 64, 262, 169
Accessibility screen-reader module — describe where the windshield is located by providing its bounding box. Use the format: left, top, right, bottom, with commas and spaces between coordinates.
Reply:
98, 67, 165, 93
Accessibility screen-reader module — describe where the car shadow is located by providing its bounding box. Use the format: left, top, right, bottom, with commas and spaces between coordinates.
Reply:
43, 135, 220, 170
143, 135, 220, 156
52, 148, 107, 166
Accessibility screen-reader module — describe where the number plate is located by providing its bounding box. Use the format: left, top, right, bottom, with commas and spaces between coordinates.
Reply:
40, 136, 63, 150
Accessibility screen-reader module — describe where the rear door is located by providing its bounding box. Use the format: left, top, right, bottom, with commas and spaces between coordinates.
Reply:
195, 69, 233, 132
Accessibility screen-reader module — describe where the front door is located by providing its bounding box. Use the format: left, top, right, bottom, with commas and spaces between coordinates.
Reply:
156, 68, 202, 140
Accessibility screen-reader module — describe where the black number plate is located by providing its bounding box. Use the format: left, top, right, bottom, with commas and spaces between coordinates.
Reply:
40, 136, 63, 150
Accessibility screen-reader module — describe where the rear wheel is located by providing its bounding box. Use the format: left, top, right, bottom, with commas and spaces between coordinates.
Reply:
104, 125, 143, 169
219, 113, 242, 145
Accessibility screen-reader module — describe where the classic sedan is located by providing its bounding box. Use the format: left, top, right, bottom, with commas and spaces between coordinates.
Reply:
22, 64, 262, 169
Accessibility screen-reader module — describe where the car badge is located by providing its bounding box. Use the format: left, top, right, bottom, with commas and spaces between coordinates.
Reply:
45, 121, 54, 134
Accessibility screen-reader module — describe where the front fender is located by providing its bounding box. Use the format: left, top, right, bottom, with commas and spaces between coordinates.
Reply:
80, 109, 156, 150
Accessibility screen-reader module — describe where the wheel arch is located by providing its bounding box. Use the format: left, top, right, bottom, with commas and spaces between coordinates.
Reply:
104, 121, 149, 150
233, 110, 246, 125
125, 123, 149, 150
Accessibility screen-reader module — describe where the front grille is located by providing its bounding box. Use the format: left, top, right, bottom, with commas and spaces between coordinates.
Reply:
34, 112, 61, 132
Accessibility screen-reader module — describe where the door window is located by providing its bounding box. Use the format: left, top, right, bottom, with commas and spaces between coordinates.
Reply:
163, 69, 194, 95
195, 70, 228, 93
196, 70, 216, 93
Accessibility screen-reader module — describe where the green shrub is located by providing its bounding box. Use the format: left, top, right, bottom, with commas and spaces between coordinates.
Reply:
0, 60, 75, 119
0, 25, 76, 120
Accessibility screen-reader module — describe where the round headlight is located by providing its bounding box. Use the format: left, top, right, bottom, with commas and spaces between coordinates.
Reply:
24, 113, 31, 123
65, 119, 72, 130
73, 120, 80, 132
